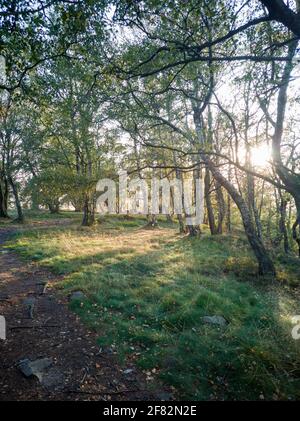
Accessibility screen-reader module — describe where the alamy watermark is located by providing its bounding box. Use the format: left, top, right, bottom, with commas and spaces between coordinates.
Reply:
291, 316, 300, 340
96, 170, 204, 225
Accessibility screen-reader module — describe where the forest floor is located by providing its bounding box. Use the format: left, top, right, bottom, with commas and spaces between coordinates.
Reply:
1, 211, 300, 400
0, 218, 169, 401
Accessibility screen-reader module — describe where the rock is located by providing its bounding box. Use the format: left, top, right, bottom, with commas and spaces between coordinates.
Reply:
201, 315, 228, 326
23, 297, 36, 319
163, 356, 178, 369
157, 392, 174, 401
41, 368, 64, 389
18, 358, 53, 382
70, 291, 86, 301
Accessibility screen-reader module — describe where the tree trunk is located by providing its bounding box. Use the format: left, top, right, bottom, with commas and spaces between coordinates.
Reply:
8, 176, 24, 223
48, 203, 60, 214
204, 167, 217, 235
166, 214, 173, 223
186, 223, 200, 236
0, 174, 9, 218
172, 153, 186, 234
145, 214, 159, 228
193, 107, 275, 276
226, 165, 232, 233
204, 157, 276, 276
82, 197, 95, 226
247, 174, 263, 240
278, 193, 290, 254
292, 199, 300, 257
226, 192, 231, 233
177, 214, 186, 233
215, 180, 226, 234
185, 163, 202, 237
270, 40, 300, 256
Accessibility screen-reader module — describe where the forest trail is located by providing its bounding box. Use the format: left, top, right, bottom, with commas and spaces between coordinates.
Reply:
0, 223, 167, 401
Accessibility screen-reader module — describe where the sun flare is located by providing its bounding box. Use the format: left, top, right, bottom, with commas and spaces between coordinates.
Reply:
251, 144, 272, 168
240, 144, 272, 168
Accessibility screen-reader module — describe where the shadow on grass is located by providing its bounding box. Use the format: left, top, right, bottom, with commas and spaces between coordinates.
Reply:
59, 235, 300, 400
6, 222, 300, 399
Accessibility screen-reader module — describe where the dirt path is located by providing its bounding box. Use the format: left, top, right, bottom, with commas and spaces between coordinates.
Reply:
0, 223, 168, 401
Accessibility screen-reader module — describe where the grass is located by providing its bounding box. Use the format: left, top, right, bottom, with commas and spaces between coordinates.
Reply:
0, 209, 82, 227
5, 213, 300, 400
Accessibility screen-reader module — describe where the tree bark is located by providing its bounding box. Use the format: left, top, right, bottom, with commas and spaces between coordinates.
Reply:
0, 173, 9, 218
215, 180, 226, 234
203, 157, 276, 276
48, 203, 60, 214
193, 107, 275, 275
259, 0, 300, 37
204, 167, 217, 235
145, 214, 159, 228
82, 197, 95, 226
8, 176, 24, 223
270, 40, 300, 256
278, 192, 290, 254
292, 199, 300, 257
172, 152, 186, 234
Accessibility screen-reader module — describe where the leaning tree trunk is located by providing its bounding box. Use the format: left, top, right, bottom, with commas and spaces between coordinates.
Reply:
8, 176, 24, 223
193, 101, 275, 276
203, 157, 276, 276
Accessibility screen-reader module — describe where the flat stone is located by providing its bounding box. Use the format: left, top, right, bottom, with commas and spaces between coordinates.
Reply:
157, 391, 174, 401
201, 315, 228, 326
41, 368, 64, 389
18, 359, 33, 378
70, 291, 86, 301
18, 358, 53, 382
23, 298, 36, 319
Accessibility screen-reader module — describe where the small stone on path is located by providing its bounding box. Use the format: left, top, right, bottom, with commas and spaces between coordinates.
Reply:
18, 358, 53, 382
